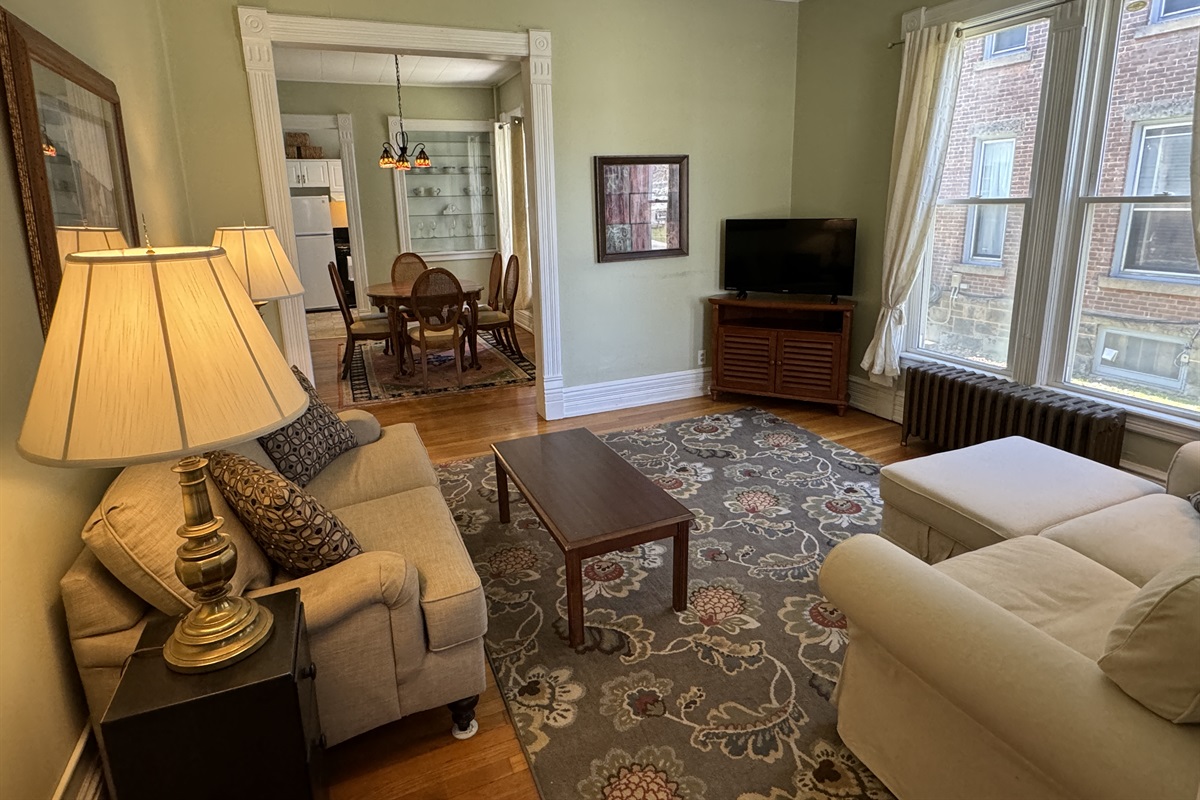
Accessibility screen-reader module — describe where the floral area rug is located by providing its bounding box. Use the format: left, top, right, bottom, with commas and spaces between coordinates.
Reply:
436, 409, 894, 800
338, 331, 535, 405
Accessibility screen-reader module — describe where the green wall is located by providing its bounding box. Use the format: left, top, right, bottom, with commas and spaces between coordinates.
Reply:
791, 0, 913, 381
0, 2, 193, 798
277, 81, 496, 287
159, 0, 800, 386
497, 73, 524, 116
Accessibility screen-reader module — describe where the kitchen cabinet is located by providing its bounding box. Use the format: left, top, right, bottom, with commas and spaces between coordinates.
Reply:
286, 159, 331, 189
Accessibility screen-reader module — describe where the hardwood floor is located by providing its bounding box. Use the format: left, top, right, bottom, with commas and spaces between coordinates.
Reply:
311, 327, 934, 800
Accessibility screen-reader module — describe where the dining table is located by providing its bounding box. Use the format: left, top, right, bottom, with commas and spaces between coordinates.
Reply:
366, 279, 484, 378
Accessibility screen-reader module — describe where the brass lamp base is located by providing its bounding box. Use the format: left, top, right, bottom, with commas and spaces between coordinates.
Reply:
164, 456, 274, 673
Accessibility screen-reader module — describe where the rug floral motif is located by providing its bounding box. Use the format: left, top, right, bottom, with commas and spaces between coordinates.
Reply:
339, 331, 535, 405
437, 409, 895, 800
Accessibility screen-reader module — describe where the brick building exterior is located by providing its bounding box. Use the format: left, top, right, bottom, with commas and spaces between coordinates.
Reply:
922, 5, 1199, 411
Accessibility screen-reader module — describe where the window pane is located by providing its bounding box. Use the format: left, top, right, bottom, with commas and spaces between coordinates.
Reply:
992, 25, 1028, 54
1158, 0, 1200, 19
1133, 124, 1191, 196
920, 204, 1024, 368
1123, 206, 1198, 275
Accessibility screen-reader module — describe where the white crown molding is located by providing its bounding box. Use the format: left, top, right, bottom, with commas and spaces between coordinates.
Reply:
264, 12, 528, 58
562, 368, 710, 418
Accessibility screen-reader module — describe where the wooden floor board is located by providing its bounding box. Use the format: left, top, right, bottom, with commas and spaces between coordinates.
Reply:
313, 323, 932, 799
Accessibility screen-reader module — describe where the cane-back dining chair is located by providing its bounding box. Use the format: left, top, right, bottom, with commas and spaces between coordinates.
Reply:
406, 268, 467, 390
391, 252, 429, 284
485, 252, 503, 310
329, 261, 391, 379
475, 254, 522, 358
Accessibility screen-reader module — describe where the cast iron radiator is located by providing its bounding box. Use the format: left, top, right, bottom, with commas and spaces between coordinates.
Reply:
901, 362, 1127, 467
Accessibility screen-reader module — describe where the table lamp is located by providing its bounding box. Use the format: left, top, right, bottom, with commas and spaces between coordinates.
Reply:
211, 225, 304, 305
56, 225, 129, 267
18, 245, 308, 672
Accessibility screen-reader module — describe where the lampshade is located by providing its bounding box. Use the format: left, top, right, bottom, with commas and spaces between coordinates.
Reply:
18, 246, 308, 467
56, 226, 129, 267
211, 226, 304, 301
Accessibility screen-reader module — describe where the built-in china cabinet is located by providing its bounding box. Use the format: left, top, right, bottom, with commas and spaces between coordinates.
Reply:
391, 118, 499, 261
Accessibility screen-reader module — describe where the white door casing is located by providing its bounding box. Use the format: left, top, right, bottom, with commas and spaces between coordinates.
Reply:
236, 8, 563, 418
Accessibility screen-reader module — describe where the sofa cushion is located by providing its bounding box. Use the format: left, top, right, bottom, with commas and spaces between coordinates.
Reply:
335, 486, 486, 651
934, 536, 1138, 660
1041, 495, 1200, 586
1099, 557, 1200, 724
881, 436, 1162, 554
82, 460, 273, 616
307, 423, 440, 511
257, 367, 357, 486
208, 451, 362, 577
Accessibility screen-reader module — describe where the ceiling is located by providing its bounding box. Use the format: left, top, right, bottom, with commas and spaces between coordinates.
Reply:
273, 48, 521, 88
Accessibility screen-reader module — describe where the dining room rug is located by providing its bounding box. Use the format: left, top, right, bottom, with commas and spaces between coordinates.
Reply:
338, 331, 535, 405
437, 409, 894, 800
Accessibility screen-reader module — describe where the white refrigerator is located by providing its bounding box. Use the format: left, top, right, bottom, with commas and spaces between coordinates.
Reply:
291, 196, 339, 311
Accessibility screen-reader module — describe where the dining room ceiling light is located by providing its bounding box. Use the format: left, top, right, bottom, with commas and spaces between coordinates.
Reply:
377, 54, 429, 173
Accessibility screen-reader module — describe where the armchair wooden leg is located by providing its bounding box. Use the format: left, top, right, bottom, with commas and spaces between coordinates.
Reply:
449, 695, 479, 740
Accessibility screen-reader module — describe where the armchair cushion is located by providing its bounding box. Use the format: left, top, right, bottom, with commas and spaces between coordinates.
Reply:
257, 367, 357, 486
82, 460, 273, 616
1099, 557, 1200, 723
208, 451, 362, 576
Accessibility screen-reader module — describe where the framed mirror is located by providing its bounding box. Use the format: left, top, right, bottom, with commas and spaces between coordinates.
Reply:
1, 9, 139, 335
593, 155, 688, 262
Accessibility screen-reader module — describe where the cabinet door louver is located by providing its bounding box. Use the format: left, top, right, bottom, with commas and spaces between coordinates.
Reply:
777, 333, 839, 398
717, 328, 775, 392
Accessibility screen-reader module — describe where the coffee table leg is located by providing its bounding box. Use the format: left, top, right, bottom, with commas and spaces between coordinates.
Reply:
672, 520, 690, 612
566, 552, 584, 647
495, 455, 510, 524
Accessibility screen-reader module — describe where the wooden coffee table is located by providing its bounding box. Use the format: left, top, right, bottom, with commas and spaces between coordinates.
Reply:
492, 428, 695, 647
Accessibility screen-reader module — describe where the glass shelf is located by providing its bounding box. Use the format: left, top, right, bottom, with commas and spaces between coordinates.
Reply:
401, 126, 497, 258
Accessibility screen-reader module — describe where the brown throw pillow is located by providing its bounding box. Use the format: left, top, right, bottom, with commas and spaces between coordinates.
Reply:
207, 450, 362, 576
258, 366, 357, 486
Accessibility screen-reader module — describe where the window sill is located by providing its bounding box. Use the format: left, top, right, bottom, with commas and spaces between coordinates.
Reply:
954, 262, 1006, 276
974, 50, 1032, 70
1134, 15, 1200, 39
1098, 275, 1200, 297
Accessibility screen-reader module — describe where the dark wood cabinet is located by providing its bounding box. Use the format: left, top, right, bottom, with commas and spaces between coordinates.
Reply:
99, 589, 326, 800
709, 295, 854, 414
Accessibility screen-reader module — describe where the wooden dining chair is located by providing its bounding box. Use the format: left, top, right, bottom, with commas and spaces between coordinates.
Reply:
406, 267, 467, 390
329, 261, 391, 379
485, 252, 503, 310
391, 252, 429, 284
475, 254, 523, 358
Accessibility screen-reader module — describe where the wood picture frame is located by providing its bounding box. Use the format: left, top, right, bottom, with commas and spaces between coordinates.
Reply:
1, 8, 139, 336
593, 155, 688, 262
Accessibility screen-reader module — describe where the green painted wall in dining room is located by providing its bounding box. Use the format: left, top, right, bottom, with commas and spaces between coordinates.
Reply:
157, 0, 801, 388
276, 81, 497, 289
0, 1, 194, 799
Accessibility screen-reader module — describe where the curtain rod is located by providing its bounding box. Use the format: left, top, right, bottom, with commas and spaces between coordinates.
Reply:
886, 0, 1073, 48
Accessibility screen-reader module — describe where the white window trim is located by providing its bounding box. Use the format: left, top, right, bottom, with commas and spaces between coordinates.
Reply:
1092, 326, 1190, 390
1150, 0, 1200, 24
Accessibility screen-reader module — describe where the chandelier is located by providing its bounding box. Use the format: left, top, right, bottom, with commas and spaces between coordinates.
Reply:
378, 55, 430, 172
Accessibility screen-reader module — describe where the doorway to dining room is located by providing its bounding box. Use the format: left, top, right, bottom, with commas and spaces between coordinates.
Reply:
236, 8, 563, 419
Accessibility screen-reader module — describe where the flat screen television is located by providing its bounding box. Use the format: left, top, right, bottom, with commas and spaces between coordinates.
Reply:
723, 218, 857, 299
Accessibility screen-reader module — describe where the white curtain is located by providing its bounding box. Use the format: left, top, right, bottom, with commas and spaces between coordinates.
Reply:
493, 122, 515, 261
510, 118, 533, 313
1191, 71, 1199, 267
860, 22, 964, 385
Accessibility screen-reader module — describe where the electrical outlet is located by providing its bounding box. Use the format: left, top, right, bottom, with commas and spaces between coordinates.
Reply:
697, 350, 706, 367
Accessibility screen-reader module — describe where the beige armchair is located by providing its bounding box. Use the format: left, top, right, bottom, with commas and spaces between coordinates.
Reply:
60, 410, 487, 746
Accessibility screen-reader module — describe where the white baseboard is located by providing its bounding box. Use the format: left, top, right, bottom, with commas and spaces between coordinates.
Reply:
563, 367, 710, 418
1119, 458, 1169, 485
848, 375, 903, 423
514, 308, 534, 332
53, 726, 105, 800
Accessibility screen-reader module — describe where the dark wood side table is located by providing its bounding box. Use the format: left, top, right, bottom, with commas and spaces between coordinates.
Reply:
99, 589, 326, 800
492, 428, 695, 647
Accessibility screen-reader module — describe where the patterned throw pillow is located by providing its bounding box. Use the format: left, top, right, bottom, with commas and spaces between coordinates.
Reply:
207, 450, 362, 576
258, 366, 357, 486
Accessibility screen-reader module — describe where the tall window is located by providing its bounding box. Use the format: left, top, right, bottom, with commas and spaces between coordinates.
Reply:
1118, 122, 1196, 277
967, 138, 1015, 263
1150, 0, 1200, 23
984, 25, 1029, 58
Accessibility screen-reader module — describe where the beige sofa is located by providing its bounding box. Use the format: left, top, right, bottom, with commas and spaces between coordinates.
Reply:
820, 440, 1200, 800
60, 410, 487, 746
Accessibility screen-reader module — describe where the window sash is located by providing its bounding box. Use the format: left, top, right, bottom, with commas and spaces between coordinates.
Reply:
1152, 0, 1200, 23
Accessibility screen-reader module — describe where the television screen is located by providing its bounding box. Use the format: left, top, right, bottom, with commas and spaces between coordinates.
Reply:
723, 218, 857, 296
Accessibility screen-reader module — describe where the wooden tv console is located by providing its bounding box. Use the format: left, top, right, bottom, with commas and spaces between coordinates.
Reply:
708, 294, 854, 414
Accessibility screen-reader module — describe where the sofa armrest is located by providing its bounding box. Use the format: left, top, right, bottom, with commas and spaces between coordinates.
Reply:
1166, 441, 1200, 499
338, 409, 382, 446
820, 535, 1200, 800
